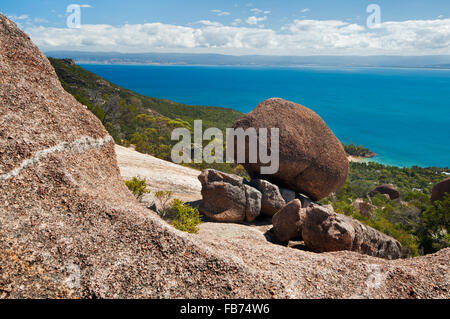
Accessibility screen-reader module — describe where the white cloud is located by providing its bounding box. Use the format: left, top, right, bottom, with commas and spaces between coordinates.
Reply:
232, 19, 242, 26
246, 16, 267, 25
80, 5, 92, 8
8, 14, 30, 21
250, 8, 270, 15
210, 9, 230, 16
301, 8, 310, 13
34, 17, 49, 23
196, 20, 223, 27
24, 18, 450, 56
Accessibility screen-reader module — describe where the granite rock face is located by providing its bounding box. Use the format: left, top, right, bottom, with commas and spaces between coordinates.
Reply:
0, 14, 272, 298
232, 98, 349, 201
302, 205, 403, 260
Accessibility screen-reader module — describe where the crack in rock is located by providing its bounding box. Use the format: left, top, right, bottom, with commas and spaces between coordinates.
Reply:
0, 135, 114, 183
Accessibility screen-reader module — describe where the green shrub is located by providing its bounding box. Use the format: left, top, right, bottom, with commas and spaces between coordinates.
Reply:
418, 193, 450, 254
124, 176, 150, 200
168, 199, 202, 234
154, 190, 174, 216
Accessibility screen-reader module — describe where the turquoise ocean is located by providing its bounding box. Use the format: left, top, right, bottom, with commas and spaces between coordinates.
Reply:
80, 64, 450, 168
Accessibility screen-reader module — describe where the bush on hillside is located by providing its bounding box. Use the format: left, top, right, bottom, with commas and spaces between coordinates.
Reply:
167, 199, 202, 234
124, 176, 150, 201
417, 194, 450, 254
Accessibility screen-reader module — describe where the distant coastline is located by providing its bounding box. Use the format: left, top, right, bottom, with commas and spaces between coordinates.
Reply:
348, 155, 375, 163
74, 61, 450, 71
45, 51, 450, 70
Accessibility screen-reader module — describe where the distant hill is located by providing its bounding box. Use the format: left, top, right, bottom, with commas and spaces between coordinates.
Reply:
47, 51, 450, 69
49, 58, 243, 162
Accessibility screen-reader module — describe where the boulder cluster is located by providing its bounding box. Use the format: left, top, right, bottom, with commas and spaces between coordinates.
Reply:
197, 98, 402, 260
198, 168, 402, 260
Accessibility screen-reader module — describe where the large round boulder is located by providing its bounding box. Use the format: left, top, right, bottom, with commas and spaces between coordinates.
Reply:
431, 177, 450, 203
232, 98, 349, 201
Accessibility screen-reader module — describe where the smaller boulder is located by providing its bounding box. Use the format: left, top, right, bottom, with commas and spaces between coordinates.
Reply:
431, 177, 450, 203
369, 184, 400, 200
198, 169, 262, 222
245, 184, 262, 222
302, 204, 402, 259
250, 179, 287, 216
272, 200, 305, 243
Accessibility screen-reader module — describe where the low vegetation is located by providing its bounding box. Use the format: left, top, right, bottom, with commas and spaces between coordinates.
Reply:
124, 176, 150, 200
321, 163, 450, 256
154, 191, 202, 233
168, 199, 203, 234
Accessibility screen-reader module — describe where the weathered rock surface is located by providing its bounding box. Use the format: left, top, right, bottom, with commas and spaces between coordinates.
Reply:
272, 200, 305, 242
0, 14, 449, 299
250, 179, 287, 216
302, 205, 402, 260
431, 177, 450, 203
198, 169, 261, 222
369, 184, 400, 200
115, 144, 202, 203
232, 98, 349, 201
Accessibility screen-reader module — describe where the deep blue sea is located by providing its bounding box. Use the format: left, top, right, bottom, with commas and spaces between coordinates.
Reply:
80, 64, 450, 168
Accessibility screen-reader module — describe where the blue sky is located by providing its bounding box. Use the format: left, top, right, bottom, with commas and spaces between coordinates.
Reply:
1, 0, 449, 55
2, 0, 449, 27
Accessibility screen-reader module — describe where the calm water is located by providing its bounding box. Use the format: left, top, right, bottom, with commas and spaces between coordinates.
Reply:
81, 64, 450, 168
